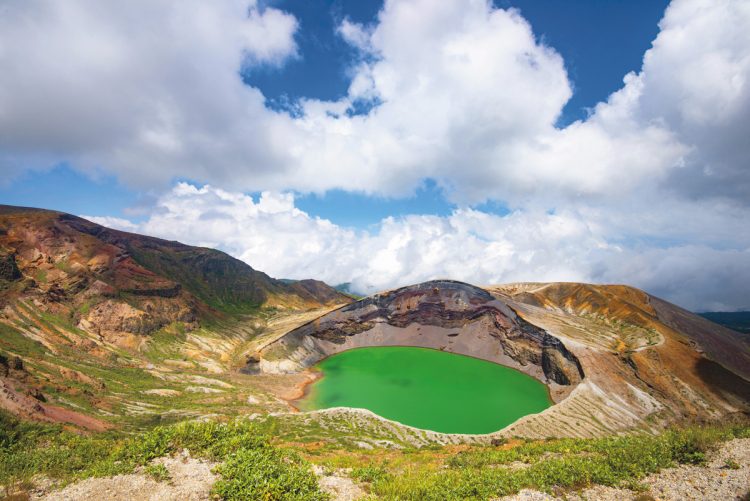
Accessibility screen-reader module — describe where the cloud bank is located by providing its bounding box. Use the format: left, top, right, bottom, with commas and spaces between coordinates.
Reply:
2, 0, 750, 310
85, 183, 750, 312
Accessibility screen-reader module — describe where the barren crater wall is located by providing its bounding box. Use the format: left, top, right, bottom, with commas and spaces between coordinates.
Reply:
256, 280, 584, 402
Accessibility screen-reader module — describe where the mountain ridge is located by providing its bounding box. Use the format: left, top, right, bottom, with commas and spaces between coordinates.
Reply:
0, 204, 349, 316
0, 203, 747, 441
259, 279, 749, 438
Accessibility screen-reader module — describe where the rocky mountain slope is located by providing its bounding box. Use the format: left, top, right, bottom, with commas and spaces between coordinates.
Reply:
0, 204, 350, 428
0, 202, 748, 442
260, 280, 750, 438
0, 204, 348, 322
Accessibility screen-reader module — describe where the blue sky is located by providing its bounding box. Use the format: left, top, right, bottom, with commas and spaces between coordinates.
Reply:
1, 0, 668, 228
1, 0, 748, 311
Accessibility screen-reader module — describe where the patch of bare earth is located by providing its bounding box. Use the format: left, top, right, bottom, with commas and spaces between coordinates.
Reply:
32, 451, 218, 501
312, 465, 366, 501
0, 379, 111, 432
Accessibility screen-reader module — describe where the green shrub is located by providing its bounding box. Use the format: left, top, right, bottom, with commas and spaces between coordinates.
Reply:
144, 463, 171, 482
213, 447, 327, 501
724, 459, 740, 470
350, 463, 390, 485
368, 425, 749, 499
116, 419, 269, 464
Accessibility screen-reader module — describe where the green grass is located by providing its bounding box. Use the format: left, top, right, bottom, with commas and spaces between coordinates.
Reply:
214, 447, 326, 501
77, 299, 95, 316
0, 411, 327, 500
358, 425, 750, 499
0, 323, 47, 358
54, 259, 72, 274
1, 408, 747, 500
34, 270, 47, 284
14, 300, 85, 342
144, 463, 171, 482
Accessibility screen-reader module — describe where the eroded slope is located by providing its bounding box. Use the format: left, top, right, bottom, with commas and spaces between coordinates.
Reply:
260, 280, 750, 439
0, 204, 351, 429
257, 281, 583, 404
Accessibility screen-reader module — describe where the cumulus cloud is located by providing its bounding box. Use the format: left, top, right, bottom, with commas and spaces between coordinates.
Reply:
4, 0, 750, 309
87, 183, 604, 291
635, 0, 750, 202
83, 183, 750, 311
2, 0, 748, 204
0, 0, 299, 186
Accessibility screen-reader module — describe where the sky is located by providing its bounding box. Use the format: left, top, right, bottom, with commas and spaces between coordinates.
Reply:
0, 0, 748, 311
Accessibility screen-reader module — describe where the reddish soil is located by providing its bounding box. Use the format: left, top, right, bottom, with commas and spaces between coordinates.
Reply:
1, 378, 111, 432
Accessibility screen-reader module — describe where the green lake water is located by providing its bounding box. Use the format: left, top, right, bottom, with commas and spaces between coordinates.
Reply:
298, 346, 551, 434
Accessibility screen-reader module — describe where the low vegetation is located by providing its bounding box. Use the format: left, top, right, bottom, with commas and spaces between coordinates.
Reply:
1, 408, 747, 500
0, 411, 322, 500
359, 429, 736, 499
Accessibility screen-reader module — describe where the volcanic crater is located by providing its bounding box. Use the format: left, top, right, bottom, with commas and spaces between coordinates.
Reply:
256, 280, 750, 438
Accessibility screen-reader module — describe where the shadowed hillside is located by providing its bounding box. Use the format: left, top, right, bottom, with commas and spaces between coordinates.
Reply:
699, 311, 750, 334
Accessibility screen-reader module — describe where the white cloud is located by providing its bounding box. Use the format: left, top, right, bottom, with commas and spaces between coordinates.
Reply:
81, 215, 140, 233
242, 3, 299, 66
1, 0, 748, 205
336, 19, 372, 53
87, 183, 750, 311
0, 0, 299, 186
292, 0, 576, 201
630, 0, 750, 202
2, 0, 750, 310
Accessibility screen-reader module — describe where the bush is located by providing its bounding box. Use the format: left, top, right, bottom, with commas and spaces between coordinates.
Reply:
116, 419, 269, 464
368, 425, 749, 499
213, 447, 327, 501
144, 463, 170, 482
0, 413, 327, 500
350, 463, 390, 484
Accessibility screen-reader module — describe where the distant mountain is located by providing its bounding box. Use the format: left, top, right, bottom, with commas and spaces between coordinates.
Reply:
333, 282, 366, 299
698, 311, 750, 335
0, 204, 350, 338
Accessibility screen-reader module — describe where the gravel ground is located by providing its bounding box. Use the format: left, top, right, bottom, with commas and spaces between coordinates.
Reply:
32, 450, 218, 501
313, 465, 367, 501
503, 438, 750, 501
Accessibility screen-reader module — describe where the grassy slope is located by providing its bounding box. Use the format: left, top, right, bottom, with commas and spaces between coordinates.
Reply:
0, 205, 348, 317
126, 244, 270, 313
1, 409, 748, 500
0, 300, 299, 430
